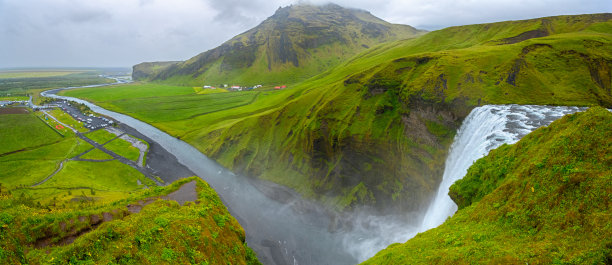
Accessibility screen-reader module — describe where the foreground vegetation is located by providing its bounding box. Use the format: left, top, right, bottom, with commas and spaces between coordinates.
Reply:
0, 177, 260, 265
363, 107, 612, 264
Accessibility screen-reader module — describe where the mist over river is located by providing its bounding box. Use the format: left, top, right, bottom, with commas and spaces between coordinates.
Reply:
42, 79, 588, 264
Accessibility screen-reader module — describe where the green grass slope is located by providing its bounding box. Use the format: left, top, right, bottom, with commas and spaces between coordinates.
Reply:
134, 3, 423, 86
0, 177, 260, 265
188, 13, 612, 212
362, 107, 612, 264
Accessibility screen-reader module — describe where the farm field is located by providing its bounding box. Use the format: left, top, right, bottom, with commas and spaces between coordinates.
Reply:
103, 137, 142, 162
0, 109, 64, 154
0, 108, 150, 206
35, 160, 145, 192
0, 68, 119, 104
0, 96, 29, 101
0, 70, 82, 79
60, 82, 302, 136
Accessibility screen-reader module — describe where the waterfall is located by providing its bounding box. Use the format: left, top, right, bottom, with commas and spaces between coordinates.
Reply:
419, 104, 586, 232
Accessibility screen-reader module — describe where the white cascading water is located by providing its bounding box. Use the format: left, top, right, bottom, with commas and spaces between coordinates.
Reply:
342, 104, 587, 262
419, 104, 586, 232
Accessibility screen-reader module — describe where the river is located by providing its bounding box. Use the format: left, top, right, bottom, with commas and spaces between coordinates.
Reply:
41, 79, 589, 264
42, 79, 358, 265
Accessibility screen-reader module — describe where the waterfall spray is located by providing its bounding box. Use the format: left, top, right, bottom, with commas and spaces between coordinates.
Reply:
419, 105, 585, 232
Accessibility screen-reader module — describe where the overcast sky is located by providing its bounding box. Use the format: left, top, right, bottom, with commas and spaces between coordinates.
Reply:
0, 0, 609, 68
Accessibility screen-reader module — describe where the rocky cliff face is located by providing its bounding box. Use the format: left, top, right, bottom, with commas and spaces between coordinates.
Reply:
132, 4, 424, 86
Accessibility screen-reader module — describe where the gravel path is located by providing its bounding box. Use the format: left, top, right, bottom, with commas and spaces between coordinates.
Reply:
31, 160, 66, 187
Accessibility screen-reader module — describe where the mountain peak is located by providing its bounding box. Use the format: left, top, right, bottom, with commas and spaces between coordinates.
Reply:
134, 3, 423, 85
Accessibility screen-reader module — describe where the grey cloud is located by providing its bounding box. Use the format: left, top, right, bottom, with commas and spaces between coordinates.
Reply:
67, 10, 112, 24
0, 0, 610, 68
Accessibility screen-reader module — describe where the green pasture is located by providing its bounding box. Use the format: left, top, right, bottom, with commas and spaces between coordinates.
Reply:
0, 111, 63, 154
62, 83, 261, 123
0, 70, 114, 99
60, 83, 195, 101
84, 129, 118, 145
0, 133, 94, 190
0, 108, 148, 204
36, 160, 144, 192
103, 138, 141, 162
61, 82, 302, 137
0, 70, 82, 79
79, 148, 114, 160
0, 96, 29, 101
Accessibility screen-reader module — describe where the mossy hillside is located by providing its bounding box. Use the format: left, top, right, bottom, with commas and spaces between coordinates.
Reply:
362, 107, 612, 264
69, 14, 612, 212
134, 4, 423, 86
187, 14, 612, 212
0, 177, 260, 265
315, 13, 612, 108
189, 75, 460, 213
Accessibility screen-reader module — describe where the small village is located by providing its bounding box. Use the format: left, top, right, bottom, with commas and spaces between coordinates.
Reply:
202, 84, 287, 92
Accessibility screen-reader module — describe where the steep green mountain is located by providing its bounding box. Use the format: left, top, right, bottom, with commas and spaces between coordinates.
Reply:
182, 13, 612, 213
362, 107, 612, 264
0, 177, 260, 265
132, 3, 423, 86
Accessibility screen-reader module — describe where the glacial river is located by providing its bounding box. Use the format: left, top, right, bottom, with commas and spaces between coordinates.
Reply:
42, 80, 358, 265
41, 79, 589, 264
